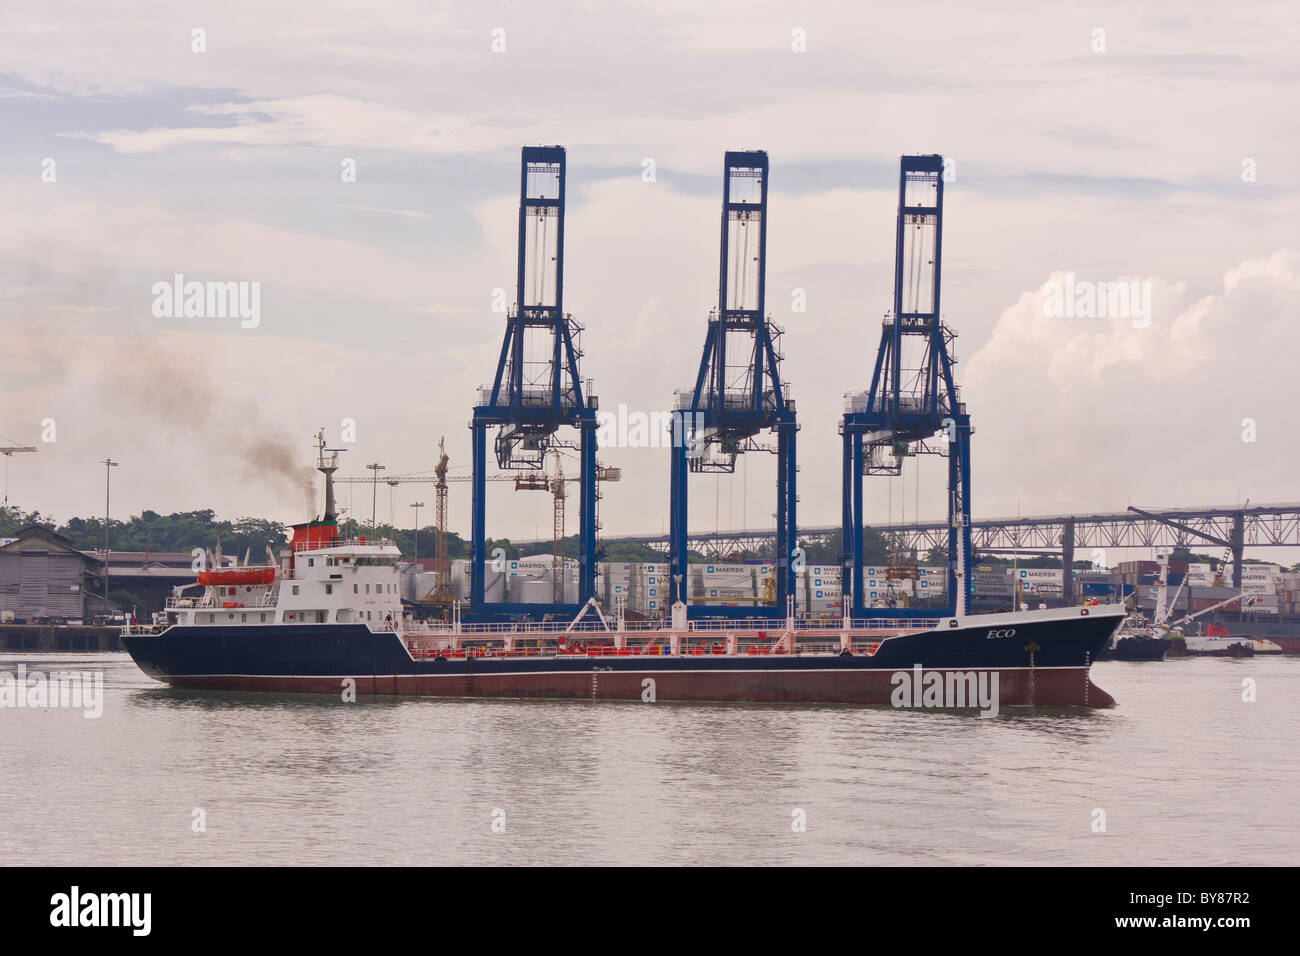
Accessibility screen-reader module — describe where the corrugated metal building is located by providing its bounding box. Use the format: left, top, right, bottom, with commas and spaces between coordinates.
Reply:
0, 527, 106, 622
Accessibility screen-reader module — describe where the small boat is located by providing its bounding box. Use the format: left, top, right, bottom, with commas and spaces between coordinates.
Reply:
1184, 625, 1255, 657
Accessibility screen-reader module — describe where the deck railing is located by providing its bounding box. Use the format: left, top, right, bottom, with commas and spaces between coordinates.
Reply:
402, 641, 877, 660
121, 624, 168, 636
398, 616, 939, 636
165, 595, 216, 609
292, 537, 396, 553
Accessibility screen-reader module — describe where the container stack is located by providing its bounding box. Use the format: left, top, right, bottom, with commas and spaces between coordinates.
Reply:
597, 561, 670, 616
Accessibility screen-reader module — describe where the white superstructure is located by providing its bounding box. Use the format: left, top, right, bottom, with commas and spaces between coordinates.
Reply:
163, 537, 404, 629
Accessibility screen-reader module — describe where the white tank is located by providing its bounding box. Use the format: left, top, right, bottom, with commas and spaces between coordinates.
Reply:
518, 579, 552, 604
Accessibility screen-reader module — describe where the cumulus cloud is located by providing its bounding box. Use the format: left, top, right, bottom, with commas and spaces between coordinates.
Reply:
962, 250, 1299, 515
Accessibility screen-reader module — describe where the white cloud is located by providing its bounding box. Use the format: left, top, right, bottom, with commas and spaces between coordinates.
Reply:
4, 2, 1300, 542
344, 205, 431, 220
70, 95, 501, 155
963, 250, 1299, 515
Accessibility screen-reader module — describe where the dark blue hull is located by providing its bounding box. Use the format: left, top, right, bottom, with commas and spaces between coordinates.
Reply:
123, 607, 1124, 707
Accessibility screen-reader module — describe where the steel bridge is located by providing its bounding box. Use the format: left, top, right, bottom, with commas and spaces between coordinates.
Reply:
551, 502, 1300, 562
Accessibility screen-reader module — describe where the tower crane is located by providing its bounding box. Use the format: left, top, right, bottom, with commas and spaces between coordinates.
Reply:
337, 442, 618, 607
513, 449, 621, 601
0, 438, 37, 510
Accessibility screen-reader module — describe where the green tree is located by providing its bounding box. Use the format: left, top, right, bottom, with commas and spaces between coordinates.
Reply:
800, 528, 889, 566
108, 588, 149, 614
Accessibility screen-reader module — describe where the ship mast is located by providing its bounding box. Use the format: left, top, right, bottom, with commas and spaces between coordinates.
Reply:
315, 429, 343, 523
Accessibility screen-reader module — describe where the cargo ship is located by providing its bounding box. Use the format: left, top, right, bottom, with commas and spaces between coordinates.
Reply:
122, 443, 1126, 710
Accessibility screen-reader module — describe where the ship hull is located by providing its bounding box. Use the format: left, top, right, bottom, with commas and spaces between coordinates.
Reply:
1262, 636, 1300, 654
153, 666, 1111, 708
1107, 636, 1170, 662
123, 607, 1123, 709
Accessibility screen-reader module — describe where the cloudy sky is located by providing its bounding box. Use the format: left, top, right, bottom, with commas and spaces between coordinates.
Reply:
2, 1, 1297, 549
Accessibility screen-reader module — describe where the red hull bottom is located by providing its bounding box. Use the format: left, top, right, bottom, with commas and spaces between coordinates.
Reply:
162, 666, 1116, 710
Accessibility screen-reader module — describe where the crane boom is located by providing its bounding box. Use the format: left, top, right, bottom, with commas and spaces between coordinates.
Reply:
0, 444, 37, 509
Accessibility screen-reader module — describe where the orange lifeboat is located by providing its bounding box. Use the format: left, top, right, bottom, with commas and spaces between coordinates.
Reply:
197, 567, 277, 587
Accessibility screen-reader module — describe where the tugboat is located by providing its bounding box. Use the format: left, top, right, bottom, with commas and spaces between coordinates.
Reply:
122, 435, 1127, 709
1106, 614, 1171, 661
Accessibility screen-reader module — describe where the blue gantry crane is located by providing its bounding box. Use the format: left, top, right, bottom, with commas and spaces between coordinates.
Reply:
669, 150, 798, 618
470, 146, 600, 619
841, 155, 972, 619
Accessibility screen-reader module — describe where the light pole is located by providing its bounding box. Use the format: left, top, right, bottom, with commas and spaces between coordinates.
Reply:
410, 501, 424, 562
366, 463, 385, 531
101, 458, 118, 600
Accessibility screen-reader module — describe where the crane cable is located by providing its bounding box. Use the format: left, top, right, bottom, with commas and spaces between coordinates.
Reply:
534, 207, 547, 306
915, 450, 921, 529
739, 214, 750, 311
714, 473, 720, 556
902, 223, 914, 320
917, 221, 925, 313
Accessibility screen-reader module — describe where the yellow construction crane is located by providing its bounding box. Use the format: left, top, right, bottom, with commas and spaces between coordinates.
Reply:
336, 442, 620, 606
512, 449, 620, 602
431, 438, 453, 604
338, 445, 510, 608
1, 440, 37, 510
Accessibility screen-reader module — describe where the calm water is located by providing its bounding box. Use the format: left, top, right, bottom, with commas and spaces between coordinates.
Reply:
2, 652, 1297, 866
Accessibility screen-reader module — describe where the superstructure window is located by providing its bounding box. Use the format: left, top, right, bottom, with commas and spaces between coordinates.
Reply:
325, 584, 333, 595
292, 585, 300, 596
